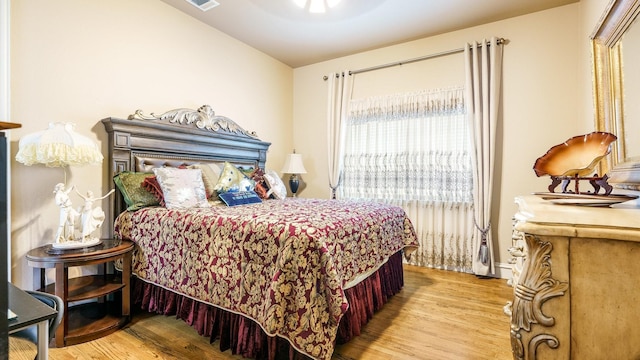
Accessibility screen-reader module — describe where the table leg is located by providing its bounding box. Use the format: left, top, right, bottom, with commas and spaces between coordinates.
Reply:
54, 263, 67, 347
35, 320, 49, 360
39, 268, 45, 290
122, 251, 131, 318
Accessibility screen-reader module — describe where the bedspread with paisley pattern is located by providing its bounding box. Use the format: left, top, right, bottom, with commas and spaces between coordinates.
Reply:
114, 198, 418, 360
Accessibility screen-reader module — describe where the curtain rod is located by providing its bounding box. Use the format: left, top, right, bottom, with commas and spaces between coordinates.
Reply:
323, 37, 505, 80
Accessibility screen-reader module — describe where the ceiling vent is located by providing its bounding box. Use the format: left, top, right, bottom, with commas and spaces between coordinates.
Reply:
185, 0, 220, 11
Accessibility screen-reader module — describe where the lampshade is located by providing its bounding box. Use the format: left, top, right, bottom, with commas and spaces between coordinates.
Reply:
281, 153, 307, 174
15, 122, 103, 167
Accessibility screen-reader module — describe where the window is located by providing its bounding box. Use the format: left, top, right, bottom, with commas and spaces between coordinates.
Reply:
340, 87, 472, 204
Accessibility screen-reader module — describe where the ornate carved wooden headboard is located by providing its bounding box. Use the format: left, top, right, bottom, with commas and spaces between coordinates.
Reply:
101, 105, 271, 238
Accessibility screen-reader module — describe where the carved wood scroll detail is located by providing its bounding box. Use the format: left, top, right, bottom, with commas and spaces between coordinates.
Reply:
128, 105, 259, 138
508, 234, 568, 360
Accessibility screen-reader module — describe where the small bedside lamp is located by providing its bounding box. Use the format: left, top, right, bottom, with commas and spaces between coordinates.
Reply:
15, 122, 109, 249
281, 150, 307, 197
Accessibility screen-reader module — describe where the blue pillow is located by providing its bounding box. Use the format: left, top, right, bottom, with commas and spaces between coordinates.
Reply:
219, 190, 262, 206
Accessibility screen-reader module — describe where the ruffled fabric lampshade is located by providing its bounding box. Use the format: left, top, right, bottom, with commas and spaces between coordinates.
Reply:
15, 122, 103, 167
15, 122, 107, 249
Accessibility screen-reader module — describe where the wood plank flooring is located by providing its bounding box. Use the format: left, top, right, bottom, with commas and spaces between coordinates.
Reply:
10, 265, 514, 360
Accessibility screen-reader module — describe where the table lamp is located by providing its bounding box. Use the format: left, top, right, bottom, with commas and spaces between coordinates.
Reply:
15, 122, 108, 249
281, 150, 307, 197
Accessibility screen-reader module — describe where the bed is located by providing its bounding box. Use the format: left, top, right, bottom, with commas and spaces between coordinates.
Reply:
101, 106, 419, 360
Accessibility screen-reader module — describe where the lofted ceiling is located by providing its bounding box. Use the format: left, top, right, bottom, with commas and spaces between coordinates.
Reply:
160, 0, 579, 68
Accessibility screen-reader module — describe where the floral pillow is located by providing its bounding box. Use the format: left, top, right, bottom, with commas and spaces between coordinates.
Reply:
263, 170, 287, 199
113, 172, 159, 211
214, 162, 255, 193
152, 167, 210, 209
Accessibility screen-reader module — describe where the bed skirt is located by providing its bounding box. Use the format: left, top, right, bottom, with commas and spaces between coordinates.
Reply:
132, 251, 405, 360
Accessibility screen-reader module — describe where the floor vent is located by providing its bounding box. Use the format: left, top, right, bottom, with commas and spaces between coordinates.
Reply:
185, 0, 220, 11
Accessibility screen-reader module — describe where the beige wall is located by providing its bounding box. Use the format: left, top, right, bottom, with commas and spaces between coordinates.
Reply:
293, 2, 612, 277
9, 0, 293, 288
8, 0, 617, 287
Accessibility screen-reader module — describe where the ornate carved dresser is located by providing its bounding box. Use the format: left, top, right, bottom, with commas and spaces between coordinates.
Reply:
507, 194, 640, 360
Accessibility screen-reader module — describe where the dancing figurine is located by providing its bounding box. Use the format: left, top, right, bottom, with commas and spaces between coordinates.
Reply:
75, 188, 115, 241
54, 183, 78, 243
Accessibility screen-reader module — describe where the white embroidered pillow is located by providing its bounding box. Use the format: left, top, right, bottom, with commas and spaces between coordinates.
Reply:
263, 170, 287, 199
152, 167, 210, 209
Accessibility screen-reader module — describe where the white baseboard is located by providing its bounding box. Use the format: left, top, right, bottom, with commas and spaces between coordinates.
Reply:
494, 262, 513, 281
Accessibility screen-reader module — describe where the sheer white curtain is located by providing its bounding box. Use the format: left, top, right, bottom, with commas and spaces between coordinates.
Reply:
326, 72, 353, 199
465, 37, 503, 276
341, 88, 475, 272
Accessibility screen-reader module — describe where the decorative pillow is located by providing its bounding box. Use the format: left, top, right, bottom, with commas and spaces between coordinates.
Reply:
152, 167, 210, 209
248, 168, 270, 200
113, 172, 159, 211
254, 182, 269, 200
187, 163, 222, 199
214, 162, 255, 193
263, 170, 287, 199
219, 190, 262, 207
238, 166, 255, 178
141, 176, 165, 207
208, 198, 224, 207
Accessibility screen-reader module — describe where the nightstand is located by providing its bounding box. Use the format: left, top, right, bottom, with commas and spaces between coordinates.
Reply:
26, 239, 133, 347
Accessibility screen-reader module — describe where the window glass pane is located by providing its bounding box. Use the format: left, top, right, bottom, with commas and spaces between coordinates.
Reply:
340, 87, 472, 203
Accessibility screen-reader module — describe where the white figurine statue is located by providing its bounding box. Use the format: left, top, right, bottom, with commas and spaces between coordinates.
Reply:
54, 183, 79, 243
75, 189, 115, 241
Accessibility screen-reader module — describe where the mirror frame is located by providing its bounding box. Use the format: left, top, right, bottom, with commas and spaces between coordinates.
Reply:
592, 0, 640, 189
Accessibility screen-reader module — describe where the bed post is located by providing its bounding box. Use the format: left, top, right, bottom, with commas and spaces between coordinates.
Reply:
101, 118, 132, 239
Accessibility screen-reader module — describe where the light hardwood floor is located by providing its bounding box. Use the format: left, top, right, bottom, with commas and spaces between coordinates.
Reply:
10, 265, 514, 360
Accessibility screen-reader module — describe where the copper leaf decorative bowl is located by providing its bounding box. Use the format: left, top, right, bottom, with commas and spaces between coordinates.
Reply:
533, 132, 617, 177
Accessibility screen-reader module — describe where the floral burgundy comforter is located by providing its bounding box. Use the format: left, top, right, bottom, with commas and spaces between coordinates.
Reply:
114, 198, 418, 360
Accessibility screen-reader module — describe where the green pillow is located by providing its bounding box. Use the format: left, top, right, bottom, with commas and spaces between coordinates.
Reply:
113, 172, 159, 211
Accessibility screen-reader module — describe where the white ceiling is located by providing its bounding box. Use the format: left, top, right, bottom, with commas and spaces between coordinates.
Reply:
160, 0, 579, 68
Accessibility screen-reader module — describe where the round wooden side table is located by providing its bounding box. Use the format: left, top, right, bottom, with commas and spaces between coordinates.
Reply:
26, 239, 133, 347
